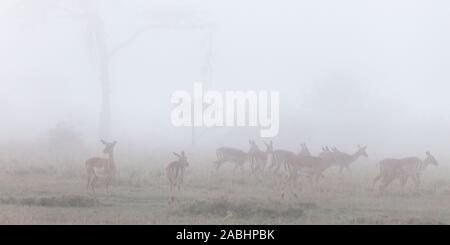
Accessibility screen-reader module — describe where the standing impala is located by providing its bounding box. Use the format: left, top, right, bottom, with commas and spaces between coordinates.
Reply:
167, 151, 189, 203
85, 140, 117, 202
373, 151, 438, 193
271, 143, 311, 173
248, 140, 272, 173
330, 145, 368, 172
281, 150, 336, 199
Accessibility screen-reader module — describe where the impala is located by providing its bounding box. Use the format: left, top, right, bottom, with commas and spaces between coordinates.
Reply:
281, 150, 336, 199
271, 149, 296, 173
248, 140, 273, 173
85, 140, 117, 202
214, 146, 248, 171
373, 151, 438, 193
330, 145, 368, 172
271, 143, 311, 173
167, 151, 190, 203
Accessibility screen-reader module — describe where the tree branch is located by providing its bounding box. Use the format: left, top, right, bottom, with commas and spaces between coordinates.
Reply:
108, 23, 208, 60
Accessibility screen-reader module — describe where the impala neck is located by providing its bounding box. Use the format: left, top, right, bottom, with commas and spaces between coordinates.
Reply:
350, 150, 363, 162
108, 151, 115, 171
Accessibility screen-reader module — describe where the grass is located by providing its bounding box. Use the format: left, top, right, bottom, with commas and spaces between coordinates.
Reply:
0, 152, 449, 224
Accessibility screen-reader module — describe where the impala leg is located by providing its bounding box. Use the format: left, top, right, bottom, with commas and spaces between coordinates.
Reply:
106, 177, 112, 197
215, 160, 223, 172
412, 174, 421, 194
379, 176, 394, 194
86, 173, 92, 195
400, 176, 408, 194
178, 177, 183, 192
274, 160, 283, 173
91, 175, 98, 204
372, 174, 382, 190
233, 161, 240, 172
268, 158, 276, 170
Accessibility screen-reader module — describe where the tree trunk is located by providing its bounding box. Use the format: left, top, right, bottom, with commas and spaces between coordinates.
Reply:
80, 1, 111, 140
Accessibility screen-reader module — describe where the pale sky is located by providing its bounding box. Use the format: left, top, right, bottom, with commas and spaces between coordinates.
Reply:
1, 0, 449, 157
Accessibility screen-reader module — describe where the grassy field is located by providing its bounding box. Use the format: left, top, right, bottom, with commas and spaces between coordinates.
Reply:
0, 153, 449, 225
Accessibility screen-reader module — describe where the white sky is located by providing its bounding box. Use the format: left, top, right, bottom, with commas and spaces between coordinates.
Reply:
1, 0, 450, 156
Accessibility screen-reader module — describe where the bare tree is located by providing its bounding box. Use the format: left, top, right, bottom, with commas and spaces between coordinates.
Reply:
11, 0, 215, 141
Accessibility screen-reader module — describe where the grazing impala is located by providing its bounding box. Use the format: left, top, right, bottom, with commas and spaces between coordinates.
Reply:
373, 151, 438, 193
214, 147, 248, 171
85, 140, 117, 202
248, 140, 273, 173
248, 140, 263, 173
167, 151, 189, 203
330, 145, 368, 172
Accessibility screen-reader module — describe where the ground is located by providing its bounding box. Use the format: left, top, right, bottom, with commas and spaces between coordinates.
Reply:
0, 157, 448, 225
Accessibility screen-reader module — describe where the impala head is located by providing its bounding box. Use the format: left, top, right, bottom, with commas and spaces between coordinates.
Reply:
101, 140, 117, 154
425, 151, 438, 166
173, 151, 189, 167
357, 145, 368, 157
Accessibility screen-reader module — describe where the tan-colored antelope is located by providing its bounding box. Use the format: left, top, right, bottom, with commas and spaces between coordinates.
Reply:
292, 150, 336, 181
281, 150, 336, 199
167, 151, 189, 203
373, 151, 438, 194
248, 140, 272, 173
85, 140, 117, 202
271, 143, 311, 173
214, 147, 248, 171
330, 145, 368, 172
271, 149, 296, 173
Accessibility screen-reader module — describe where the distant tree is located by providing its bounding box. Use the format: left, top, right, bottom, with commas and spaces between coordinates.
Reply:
11, 0, 213, 143
306, 73, 368, 120
48, 121, 84, 153
12, 0, 214, 143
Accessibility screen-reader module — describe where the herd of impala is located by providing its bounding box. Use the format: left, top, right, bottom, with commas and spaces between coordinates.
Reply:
85, 140, 439, 203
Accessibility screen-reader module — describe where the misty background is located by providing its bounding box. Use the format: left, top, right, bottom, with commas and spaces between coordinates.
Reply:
1, 0, 450, 162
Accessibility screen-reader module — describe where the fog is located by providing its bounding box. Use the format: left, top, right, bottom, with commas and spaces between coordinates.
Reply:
1, 0, 450, 158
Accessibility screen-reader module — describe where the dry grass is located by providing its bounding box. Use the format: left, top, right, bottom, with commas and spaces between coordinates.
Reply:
0, 151, 449, 225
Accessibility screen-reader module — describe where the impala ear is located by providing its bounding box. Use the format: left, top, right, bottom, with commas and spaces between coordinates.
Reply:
173, 152, 181, 158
